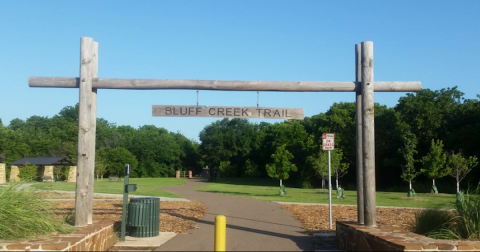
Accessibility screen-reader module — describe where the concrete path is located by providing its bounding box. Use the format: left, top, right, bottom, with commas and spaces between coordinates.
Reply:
153, 178, 313, 251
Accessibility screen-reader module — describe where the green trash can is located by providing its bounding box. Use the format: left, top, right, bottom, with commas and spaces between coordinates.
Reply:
127, 197, 160, 237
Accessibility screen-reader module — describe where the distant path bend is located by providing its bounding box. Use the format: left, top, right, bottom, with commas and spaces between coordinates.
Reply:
154, 178, 313, 251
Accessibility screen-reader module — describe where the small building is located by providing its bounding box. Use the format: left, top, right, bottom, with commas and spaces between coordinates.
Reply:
9, 157, 76, 182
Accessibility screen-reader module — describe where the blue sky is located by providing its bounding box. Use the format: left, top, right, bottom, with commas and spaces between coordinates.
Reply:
1, 1, 479, 142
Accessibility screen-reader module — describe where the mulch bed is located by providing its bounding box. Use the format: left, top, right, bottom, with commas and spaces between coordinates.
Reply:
53, 200, 207, 234
280, 204, 422, 233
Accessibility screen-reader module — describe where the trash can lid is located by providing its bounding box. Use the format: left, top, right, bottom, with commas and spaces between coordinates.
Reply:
130, 197, 159, 202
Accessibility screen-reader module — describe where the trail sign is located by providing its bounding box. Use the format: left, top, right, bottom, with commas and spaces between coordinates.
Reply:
152, 105, 304, 119
322, 133, 335, 150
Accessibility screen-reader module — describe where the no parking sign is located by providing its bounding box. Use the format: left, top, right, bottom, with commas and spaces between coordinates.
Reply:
322, 133, 335, 150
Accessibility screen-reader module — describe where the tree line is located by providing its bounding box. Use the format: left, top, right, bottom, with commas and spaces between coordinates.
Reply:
0, 86, 478, 193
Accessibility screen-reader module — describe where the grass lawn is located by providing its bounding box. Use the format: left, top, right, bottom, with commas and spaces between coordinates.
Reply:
194, 178, 456, 209
28, 177, 457, 209
30, 178, 187, 198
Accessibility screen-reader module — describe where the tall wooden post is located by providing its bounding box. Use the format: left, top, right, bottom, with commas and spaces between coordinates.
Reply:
88, 41, 98, 224
75, 37, 97, 227
361, 41, 376, 227
355, 44, 364, 224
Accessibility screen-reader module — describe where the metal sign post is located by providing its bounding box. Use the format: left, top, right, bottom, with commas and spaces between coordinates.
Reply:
121, 164, 130, 241
322, 133, 335, 229
120, 164, 137, 241
328, 150, 332, 229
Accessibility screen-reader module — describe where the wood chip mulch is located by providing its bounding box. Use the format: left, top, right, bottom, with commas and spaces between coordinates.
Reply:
280, 204, 422, 233
52, 200, 207, 234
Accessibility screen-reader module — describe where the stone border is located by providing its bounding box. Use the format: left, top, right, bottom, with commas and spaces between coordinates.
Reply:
336, 221, 480, 251
0, 221, 114, 251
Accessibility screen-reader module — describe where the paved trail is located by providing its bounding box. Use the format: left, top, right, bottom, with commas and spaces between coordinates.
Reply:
153, 178, 313, 251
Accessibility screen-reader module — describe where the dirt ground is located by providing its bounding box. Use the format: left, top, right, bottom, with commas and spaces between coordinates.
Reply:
50, 193, 421, 234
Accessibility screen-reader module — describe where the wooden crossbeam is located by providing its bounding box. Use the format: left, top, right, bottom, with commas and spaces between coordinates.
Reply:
29, 77, 421, 92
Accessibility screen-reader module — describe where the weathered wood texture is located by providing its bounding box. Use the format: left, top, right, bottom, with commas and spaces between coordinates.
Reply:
88, 41, 98, 225
361, 41, 377, 227
152, 105, 304, 119
355, 43, 364, 225
75, 37, 97, 227
29, 77, 421, 92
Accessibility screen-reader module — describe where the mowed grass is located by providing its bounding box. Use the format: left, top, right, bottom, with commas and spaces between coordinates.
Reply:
31, 178, 187, 198
195, 178, 456, 209
29, 177, 457, 209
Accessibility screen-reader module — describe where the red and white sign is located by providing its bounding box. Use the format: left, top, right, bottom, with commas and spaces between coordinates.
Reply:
322, 133, 335, 150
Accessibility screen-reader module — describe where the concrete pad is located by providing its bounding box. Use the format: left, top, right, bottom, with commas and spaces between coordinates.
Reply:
113, 232, 177, 250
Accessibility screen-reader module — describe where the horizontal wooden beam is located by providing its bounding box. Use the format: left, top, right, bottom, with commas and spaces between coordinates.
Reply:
29, 77, 421, 92
153, 105, 304, 119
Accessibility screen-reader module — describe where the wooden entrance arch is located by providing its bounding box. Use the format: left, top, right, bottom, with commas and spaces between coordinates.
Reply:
29, 37, 421, 227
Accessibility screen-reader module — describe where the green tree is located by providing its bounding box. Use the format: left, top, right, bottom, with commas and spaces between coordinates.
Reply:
0, 127, 31, 162
173, 132, 201, 175
130, 125, 183, 177
330, 148, 349, 189
18, 163, 38, 181
199, 118, 255, 177
96, 147, 138, 177
307, 151, 328, 190
117, 125, 137, 150
11, 116, 57, 158
313, 148, 349, 190
53, 166, 68, 181
244, 159, 260, 178
96, 118, 121, 149
421, 139, 449, 193
444, 95, 480, 185
218, 161, 232, 177
266, 144, 297, 187
94, 154, 108, 180
246, 123, 269, 178
447, 151, 478, 192
263, 120, 308, 186
48, 105, 79, 161
399, 128, 419, 195
395, 87, 464, 157
323, 103, 356, 165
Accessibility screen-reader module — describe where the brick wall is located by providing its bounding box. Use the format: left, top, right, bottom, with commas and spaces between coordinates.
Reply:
0, 221, 115, 251
336, 221, 480, 251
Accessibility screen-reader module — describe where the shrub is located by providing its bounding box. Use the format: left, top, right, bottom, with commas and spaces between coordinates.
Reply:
18, 163, 39, 181
412, 184, 480, 239
454, 186, 480, 239
412, 208, 455, 237
0, 184, 75, 240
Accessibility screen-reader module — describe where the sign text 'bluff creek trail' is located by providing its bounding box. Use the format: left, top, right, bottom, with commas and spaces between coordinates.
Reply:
152, 105, 304, 120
